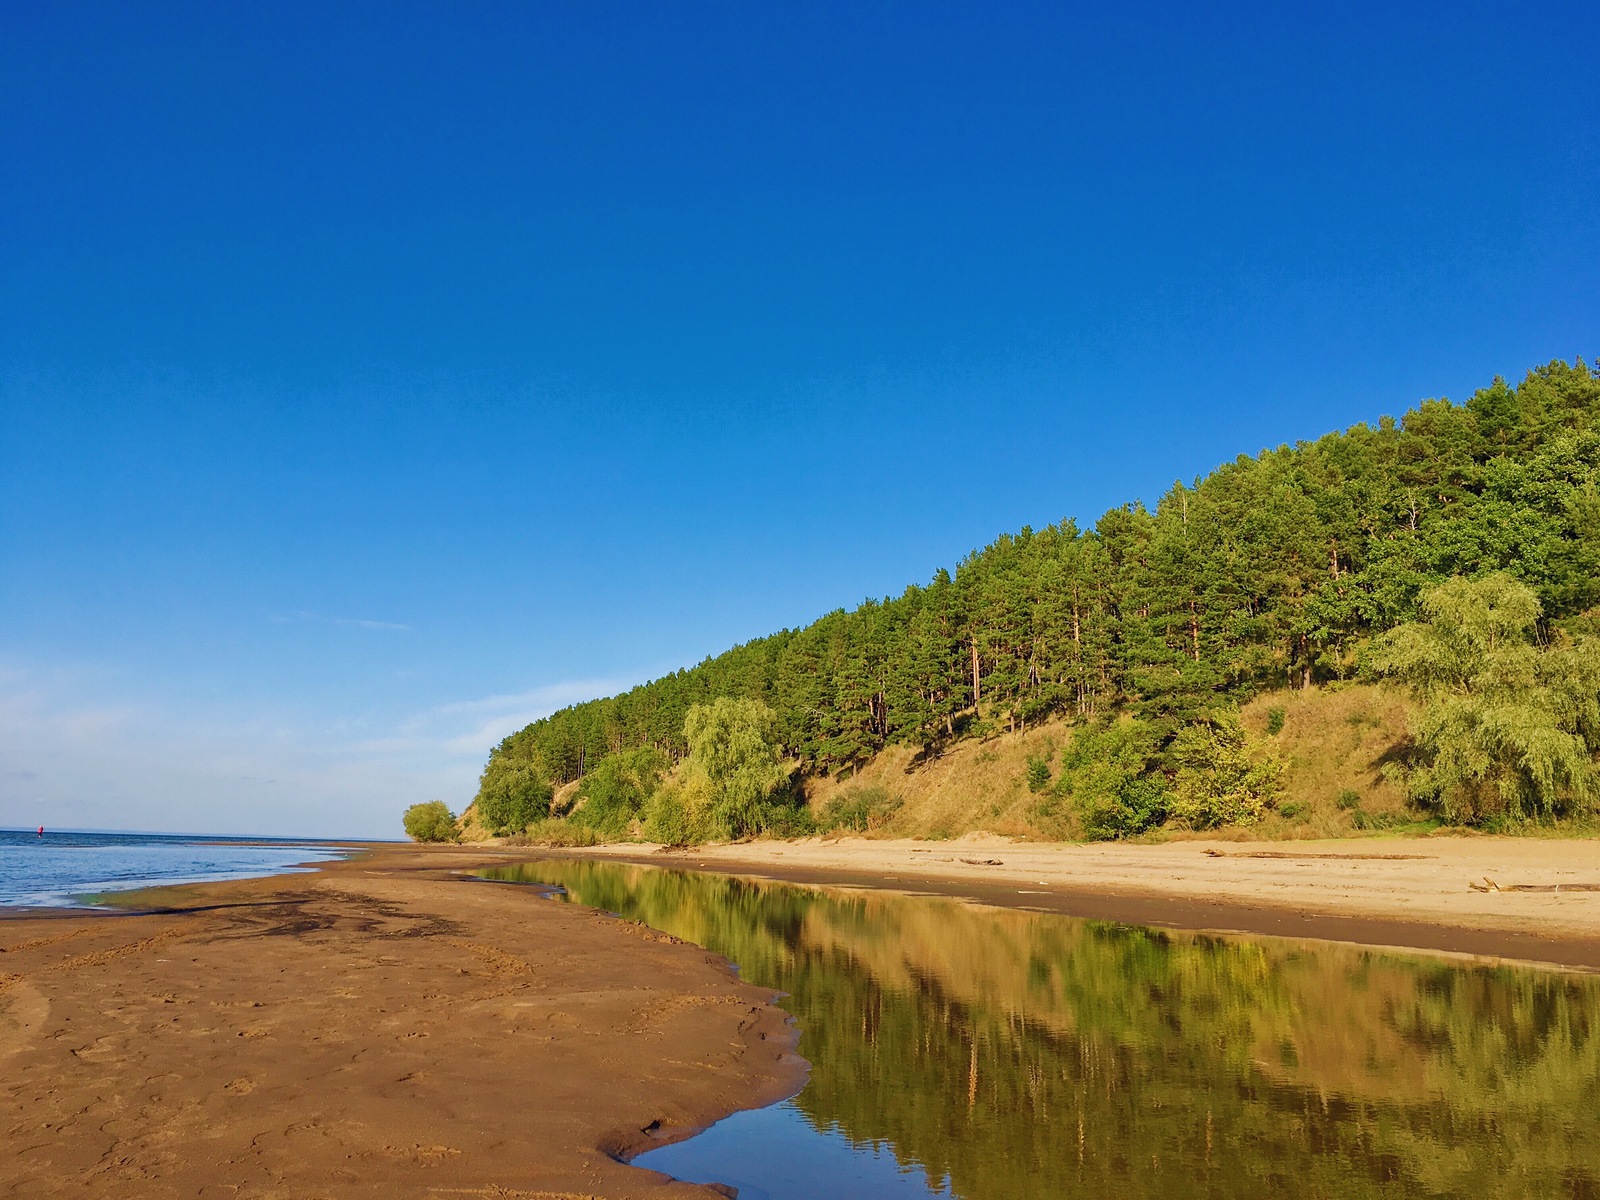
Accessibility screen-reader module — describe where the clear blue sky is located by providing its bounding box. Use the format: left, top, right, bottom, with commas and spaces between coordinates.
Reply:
2, 2, 1596, 837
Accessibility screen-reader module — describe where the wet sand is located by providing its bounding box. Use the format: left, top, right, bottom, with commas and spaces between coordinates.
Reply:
0, 846, 800, 1199
574, 833, 1600, 970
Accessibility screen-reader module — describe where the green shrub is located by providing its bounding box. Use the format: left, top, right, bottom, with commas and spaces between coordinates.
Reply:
1057, 719, 1168, 840
818, 785, 902, 834
1336, 788, 1362, 810
760, 804, 818, 838
642, 786, 697, 844
402, 800, 457, 843
1265, 707, 1286, 736
1079, 776, 1169, 841
1167, 710, 1285, 830
1025, 755, 1052, 793
507, 819, 599, 848
1351, 808, 1405, 831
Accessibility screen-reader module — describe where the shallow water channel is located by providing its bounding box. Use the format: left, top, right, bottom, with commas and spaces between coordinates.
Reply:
478, 859, 1600, 1199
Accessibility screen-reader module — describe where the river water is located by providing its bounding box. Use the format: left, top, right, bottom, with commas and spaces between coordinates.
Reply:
479, 858, 1600, 1200
0, 829, 348, 907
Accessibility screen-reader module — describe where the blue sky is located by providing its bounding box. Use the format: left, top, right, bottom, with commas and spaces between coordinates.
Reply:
3, 2, 1597, 837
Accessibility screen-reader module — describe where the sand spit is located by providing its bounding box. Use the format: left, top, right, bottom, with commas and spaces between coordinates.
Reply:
568, 833, 1600, 971
0, 847, 799, 1199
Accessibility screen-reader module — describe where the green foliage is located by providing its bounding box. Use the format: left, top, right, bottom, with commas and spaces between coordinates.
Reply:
569, 746, 667, 840
474, 760, 552, 835
759, 803, 819, 839
640, 786, 695, 845
477, 360, 1600, 834
1168, 711, 1286, 830
1056, 720, 1169, 840
818, 785, 903, 834
1337, 788, 1362, 810
1024, 754, 1052, 793
1367, 573, 1600, 823
507, 818, 600, 848
401, 800, 457, 843
1350, 808, 1404, 831
638, 697, 805, 843
1265, 706, 1286, 735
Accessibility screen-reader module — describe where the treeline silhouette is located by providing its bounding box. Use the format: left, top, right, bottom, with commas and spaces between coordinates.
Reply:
483, 360, 1600, 792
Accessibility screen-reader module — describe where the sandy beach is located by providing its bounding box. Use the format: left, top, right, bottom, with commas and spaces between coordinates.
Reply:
0, 846, 799, 1199
578, 832, 1600, 970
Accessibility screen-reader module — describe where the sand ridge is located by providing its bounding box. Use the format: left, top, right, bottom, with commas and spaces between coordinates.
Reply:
0, 847, 800, 1199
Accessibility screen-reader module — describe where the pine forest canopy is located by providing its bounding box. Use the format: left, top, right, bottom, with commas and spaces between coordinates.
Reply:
477, 360, 1600, 814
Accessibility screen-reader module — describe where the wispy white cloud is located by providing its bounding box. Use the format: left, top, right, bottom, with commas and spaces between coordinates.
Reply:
418, 679, 630, 755
268, 610, 412, 632
0, 661, 639, 838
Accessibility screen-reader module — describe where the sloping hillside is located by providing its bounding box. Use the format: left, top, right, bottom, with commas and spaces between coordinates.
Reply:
802, 684, 1414, 842
476, 360, 1597, 815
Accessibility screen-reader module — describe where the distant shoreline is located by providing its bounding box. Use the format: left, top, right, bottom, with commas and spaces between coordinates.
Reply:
0, 828, 357, 912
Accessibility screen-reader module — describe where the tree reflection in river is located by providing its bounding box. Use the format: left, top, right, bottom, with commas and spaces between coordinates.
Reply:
478, 860, 1600, 1199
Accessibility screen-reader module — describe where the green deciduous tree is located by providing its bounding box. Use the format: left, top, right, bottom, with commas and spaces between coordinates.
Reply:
676, 696, 796, 840
402, 800, 457, 843
569, 746, 667, 840
1367, 573, 1600, 823
474, 761, 552, 834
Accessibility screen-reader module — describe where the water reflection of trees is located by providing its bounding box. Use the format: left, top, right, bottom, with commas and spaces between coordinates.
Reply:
483, 862, 1600, 1199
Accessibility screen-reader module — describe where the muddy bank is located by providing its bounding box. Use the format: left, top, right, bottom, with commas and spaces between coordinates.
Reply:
0, 846, 801, 1199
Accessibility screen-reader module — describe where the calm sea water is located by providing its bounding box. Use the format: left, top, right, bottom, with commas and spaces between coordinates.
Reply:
480, 859, 1600, 1200
0, 829, 348, 907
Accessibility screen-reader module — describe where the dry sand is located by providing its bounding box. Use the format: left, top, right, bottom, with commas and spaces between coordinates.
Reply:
0, 846, 799, 1199
579, 832, 1600, 970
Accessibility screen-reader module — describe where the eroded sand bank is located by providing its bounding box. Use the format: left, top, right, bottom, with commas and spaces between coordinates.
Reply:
0, 846, 799, 1199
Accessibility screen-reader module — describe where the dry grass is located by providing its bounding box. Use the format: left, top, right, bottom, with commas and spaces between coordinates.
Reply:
454, 801, 496, 843
802, 720, 1073, 840
802, 684, 1420, 843
1235, 683, 1418, 840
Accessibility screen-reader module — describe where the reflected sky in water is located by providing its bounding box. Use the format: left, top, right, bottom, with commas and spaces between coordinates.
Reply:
635, 1100, 953, 1199
480, 859, 1600, 1200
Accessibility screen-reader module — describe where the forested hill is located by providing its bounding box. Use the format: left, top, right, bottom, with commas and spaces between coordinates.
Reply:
479, 359, 1600, 798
